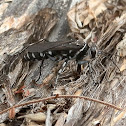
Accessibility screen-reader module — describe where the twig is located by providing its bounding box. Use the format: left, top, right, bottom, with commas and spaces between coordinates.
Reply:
0, 95, 123, 115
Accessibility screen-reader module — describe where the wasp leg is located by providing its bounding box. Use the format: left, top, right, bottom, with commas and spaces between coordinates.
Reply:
77, 59, 98, 85
88, 62, 98, 85
99, 51, 121, 73
35, 59, 44, 82
55, 60, 68, 86
109, 57, 121, 73
77, 64, 81, 75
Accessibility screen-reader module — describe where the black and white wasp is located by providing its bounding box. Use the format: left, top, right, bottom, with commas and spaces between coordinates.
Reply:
23, 39, 84, 62
23, 39, 97, 65
22, 39, 97, 82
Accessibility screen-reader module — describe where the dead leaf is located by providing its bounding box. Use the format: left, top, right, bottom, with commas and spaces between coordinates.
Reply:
120, 58, 126, 71
53, 86, 66, 95
9, 107, 15, 119
116, 33, 126, 58
113, 108, 126, 125
64, 99, 83, 126
46, 106, 52, 126
74, 89, 83, 96
0, 123, 7, 126
67, 0, 107, 33
27, 121, 44, 126
18, 112, 46, 122
55, 113, 67, 126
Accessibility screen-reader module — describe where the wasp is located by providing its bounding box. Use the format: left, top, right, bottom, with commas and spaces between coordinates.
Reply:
22, 38, 98, 83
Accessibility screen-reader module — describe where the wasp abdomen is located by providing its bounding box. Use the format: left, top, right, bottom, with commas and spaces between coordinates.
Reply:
24, 52, 45, 61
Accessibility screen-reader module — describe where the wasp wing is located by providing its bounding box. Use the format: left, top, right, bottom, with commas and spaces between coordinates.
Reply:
26, 40, 83, 53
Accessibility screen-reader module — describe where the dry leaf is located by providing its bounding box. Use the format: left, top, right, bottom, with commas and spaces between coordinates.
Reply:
116, 33, 126, 58
113, 108, 126, 124
53, 86, 66, 95
46, 106, 52, 126
2, 76, 15, 106
0, 2, 9, 18
23, 88, 36, 97
120, 58, 126, 71
55, 113, 67, 126
74, 89, 83, 96
48, 104, 56, 111
9, 107, 15, 119
0, 123, 7, 126
18, 112, 46, 122
27, 121, 44, 126
65, 99, 83, 126
67, 0, 107, 33
0, 15, 30, 34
